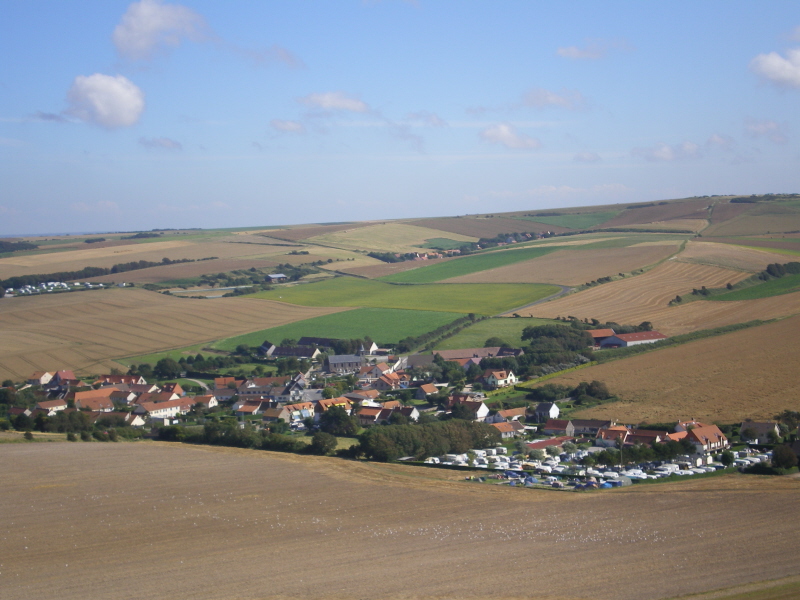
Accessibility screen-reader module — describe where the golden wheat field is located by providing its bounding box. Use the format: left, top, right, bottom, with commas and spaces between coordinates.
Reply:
539, 315, 800, 424
444, 245, 679, 286
307, 222, 477, 253
676, 241, 777, 272
515, 260, 751, 329
267, 221, 377, 241
0, 288, 348, 380
2, 442, 799, 600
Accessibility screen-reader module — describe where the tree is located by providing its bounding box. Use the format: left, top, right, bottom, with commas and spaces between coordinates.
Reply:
23, 431, 33, 441
2, 379, 13, 388
484, 337, 509, 348
562, 442, 577, 454
154, 358, 181, 379
741, 427, 758, 442
772, 445, 798, 469
545, 445, 560, 457
309, 431, 337, 455
318, 406, 359, 436
720, 450, 734, 467
528, 448, 545, 461
449, 403, 474, 421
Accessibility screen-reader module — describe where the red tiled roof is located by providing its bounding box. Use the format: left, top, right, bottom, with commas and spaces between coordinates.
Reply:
614, 331, 668, 342
588, 329, 615, 338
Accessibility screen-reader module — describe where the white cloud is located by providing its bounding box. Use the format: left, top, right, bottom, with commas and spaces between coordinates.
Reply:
270, 119, 306, 133
66, 74, 145, 129
406, 111, 446, 127
480, 124, 541, 149
745, 118, 788, 144
113, 0, 207, 60
750, 47, 800, 89
139, 136, 182, 149
573, 151, 601, 163
523, 88, 586, 110
706, 133, 736, 151
632, 141, 702, 162
298, 92, 369, 112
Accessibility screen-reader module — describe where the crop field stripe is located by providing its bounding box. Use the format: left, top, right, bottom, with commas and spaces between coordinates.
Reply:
712, 273, 800, 301
378, 245, 564, 283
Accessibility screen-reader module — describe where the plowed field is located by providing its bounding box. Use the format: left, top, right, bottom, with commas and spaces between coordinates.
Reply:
514, 260, 751, 331
600, 197, 712, 228
411, 216, 571, 237
537, 315, 800, 423
0, 288, 347, 380
444, 245, 678, 286
2, 443, 799, 600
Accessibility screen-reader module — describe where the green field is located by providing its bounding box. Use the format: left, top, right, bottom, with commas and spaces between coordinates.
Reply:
213, 307, 464, 350
432, 316, 565, 350
248, 276, 559, 315
380, 246, 562, 283
515, 211, 621, 230
713, 273, 800, 301
420, 238, 470, 250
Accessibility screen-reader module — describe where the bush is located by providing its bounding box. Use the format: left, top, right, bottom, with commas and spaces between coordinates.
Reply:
23, 431, 33, 441
309, 432, 337, 455
80, 430, 91, 441
772, 445, 799, 469
67, 432, 77, 442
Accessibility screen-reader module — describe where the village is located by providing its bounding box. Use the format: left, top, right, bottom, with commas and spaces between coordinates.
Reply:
4, 325, 797, 488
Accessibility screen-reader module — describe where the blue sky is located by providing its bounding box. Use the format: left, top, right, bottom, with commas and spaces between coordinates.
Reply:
1, 1, 799, 235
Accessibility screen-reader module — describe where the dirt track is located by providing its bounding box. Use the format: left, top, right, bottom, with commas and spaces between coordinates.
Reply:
2, 443, 799, 600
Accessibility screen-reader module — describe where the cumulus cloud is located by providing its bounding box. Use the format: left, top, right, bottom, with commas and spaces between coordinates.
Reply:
573, 151, 601, 163
632, 141, 702, 162
557, 38, 630, 60
139, 136, 182, 149
406, 111, 446, 127
745, 118, 788, 144
523, 88, 586, 110
480, 124, 541, 149
750, 47, 800, 89
113, 0, 207, 60
270, 119, 306, 133
298, 91, 369, 112
706, 133, 736, 150
66, 74, 145, 128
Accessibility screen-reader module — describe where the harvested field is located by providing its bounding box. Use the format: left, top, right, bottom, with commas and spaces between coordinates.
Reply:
538, 315, 800, 423
621, 218, 708, 232
2, 443, 799, 600
677, 241, 776, 272
267, 221, 376, 241
83, 258, 280, 284
307, 223, 476, 254
445, 245, 679, 286
0, 241, 267, 279
708, 200, 753, 225
703, 202, 800, 237
600, 197, 712, 228
411, 216, 571, 238
699, 237, 800, 254
335, 256, 457, 278
0, 287, 347, 381
515, 260, 751, 332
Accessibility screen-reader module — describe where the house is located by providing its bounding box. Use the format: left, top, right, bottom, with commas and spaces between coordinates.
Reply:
356, 406, 383, 427
315, 397, 353, 422
283, 402, 315, 422
109, 389, 138, 404
262, 406, 293, 424
374, 372, 403, 391
596, 425, 632, 446
235, 401, 264, 417
266, 273, 287, 283
571, 419, 614, 436
73, 388, 116, 412
527, 436, 573, 451
134, 399, 193, 419
357, 405, 419, 427
599, 331, 668, 348
684, 425, 729, 454
94, 374, 147, 386
270, 346, 321, 360
327, 354, 363, 374
433, 347, 524, 361
214, 376, 245, 390
492, 421, 518, 439
415, 383, 439, 400
344, 389, 382, 405
405, 355, 436, 370
496, 406, 528, 421
136, 392, 180, 404
542, 419, 575, 437
130, 383, 161, 395
533, 402, 560, 422
161, 382, 185, 397
191, 395, 219, 409
451, 399, 490, 422
27, 371, 53, 386
51, 370, 77, 385
587, 329, 616, 347
482, 369, 516, 389
34, 399, 68, 415
675, 419, 709, 432
739, 421, 780, 444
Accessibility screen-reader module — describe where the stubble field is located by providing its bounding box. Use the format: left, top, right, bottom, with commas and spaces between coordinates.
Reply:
0, 288, 347, 380
1, 443, 798, 600
676, 241, 776, 272
538, 315, 800, 423
307, 222, 477, 253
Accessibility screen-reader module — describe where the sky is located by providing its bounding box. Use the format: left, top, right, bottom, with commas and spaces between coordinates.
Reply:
1, 1, 799, 235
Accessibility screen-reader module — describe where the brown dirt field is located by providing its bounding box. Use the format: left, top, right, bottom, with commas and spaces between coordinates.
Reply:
411, 216, 571, 238
0, 241, 269, 279
514, 260, 751, 330
622, 218, 709, 232
2, 442, 799, 600
444, 245, 679, 286
703, 205, 800, 237
677, 241, 776, 272
600, 197, 712, 228
537, 315, 800, 423
709, 200, 753, 225
0, 288, 348, 381
267, 221, 377, 241
699, 237, 800, 253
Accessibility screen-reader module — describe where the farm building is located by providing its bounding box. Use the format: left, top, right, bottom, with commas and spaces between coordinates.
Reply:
739, 421, 781, 444
266, 273, 287, 283
533, 402, 560, 422
434, 347, 524, 361
327, 354, 363, 374
599, 331, 668, 348
542, 419, 575, 436
587, 328, 615, 347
